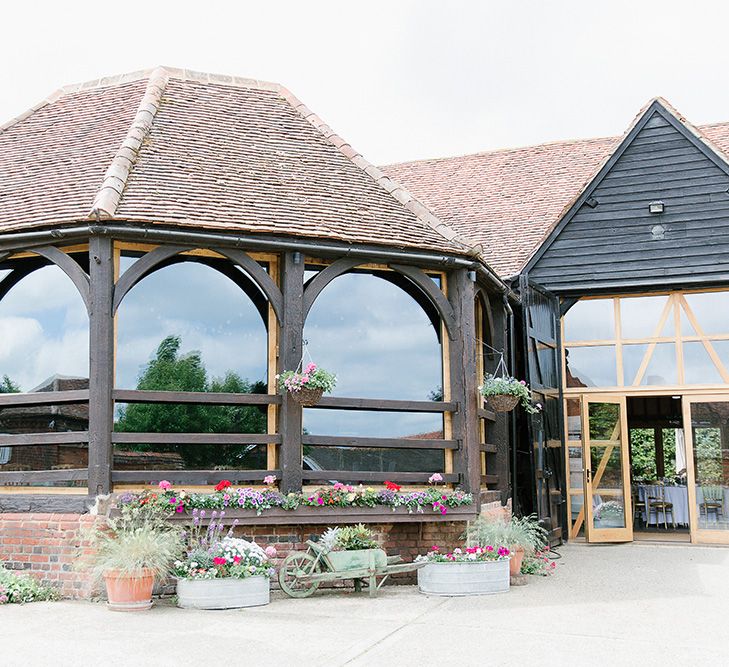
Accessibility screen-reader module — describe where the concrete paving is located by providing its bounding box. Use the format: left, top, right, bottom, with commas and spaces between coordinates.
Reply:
4, 542, 729, 666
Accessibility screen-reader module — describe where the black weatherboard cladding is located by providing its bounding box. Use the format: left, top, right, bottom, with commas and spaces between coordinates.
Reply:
528, 103, 729, 293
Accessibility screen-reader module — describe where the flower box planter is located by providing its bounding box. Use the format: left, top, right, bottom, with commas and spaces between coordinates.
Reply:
417, 560, 510, 596
176, 576, 270, 610
326, 548, 388, 570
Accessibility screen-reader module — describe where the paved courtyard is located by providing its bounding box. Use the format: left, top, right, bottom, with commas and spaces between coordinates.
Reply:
4, 542, 728, 666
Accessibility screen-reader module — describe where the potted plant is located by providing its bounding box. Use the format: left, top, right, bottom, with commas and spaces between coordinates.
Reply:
479, 374, 541, 413
277, 362, 337, 406
318, 524, 388, 570
463, 513, 547, 577
415, 544, 511, 596
173, 510, 276, 610
80, 504, 182, 612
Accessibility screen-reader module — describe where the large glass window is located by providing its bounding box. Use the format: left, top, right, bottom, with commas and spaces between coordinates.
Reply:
303, 269, 444, 473
0, 259, 89, 486
563, 290, 729, 389
113, 254, 270, 473
690, 402, 729, 531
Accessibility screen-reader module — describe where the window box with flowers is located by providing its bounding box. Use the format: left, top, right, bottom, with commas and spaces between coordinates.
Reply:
116, 476, 476, 525
415, 545, 511, 596
173, 510, 277, 610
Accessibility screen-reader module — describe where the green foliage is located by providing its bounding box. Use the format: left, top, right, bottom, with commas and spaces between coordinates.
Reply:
115, 335, 267, 468
277, 363, 336, 394
463, 513, 547, 554
0, 564, 59, 604
629, 428, 677, 481
694, 428, 724, 482
479, 375, 539, 413
79, 503, 183, 582
321, 524, 380, 551
0, 375, 20, 393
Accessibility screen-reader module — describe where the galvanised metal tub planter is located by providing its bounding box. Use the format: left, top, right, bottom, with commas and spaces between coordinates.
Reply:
176, 576, 270, 610
417, 559, 510, 596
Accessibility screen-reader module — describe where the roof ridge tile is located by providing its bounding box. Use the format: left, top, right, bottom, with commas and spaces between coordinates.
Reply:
90, 67, 170, 219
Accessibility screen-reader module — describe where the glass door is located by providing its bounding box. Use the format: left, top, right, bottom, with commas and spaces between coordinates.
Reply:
682, 396, 729, 544
582, 396, 633, 542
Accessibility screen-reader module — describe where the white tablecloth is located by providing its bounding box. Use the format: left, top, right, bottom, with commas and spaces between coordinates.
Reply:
638, 485, 690, 526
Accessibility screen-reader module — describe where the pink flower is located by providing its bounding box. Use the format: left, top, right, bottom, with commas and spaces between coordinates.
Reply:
431, 545, 440, 551
520, 380, 526, 385
175, 504, 184, 513
317, 497, 324, 506
301, 375, 309, 384
263, 475, 276, 485
498, 547, 510, 557
158, 480, 172, 491
213, 557, 227, 566
305, 363, 317, 373
265, 546, 277, 558
485, 545, 494, 552
428, 473, 443, 484
233, 555, 242, 564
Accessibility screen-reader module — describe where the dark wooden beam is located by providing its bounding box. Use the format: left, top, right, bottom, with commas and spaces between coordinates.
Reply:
0, 390, 89, 407
112, 389, 280, 405
111, 433, 281, 445
33, 246, 91, 313
389, 263, 458, 340
655, 427, 665, 478
312, 396, 456, 413
302, 258, 360, 318
302, 470, 460, 483
302, 435, 458, 450
479, 443, 498, 453
111, 470, 279, 484
279, 251, 305, 493
0, 469, 88, 484
88, 235, 115, 496
0, 432, 89, 446
448, 268, 481, 497
112, 245, 190, 314
477, 407, 497, 422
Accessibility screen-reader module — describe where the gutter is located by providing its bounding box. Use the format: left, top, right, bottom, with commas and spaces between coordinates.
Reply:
0, 222, 514, 297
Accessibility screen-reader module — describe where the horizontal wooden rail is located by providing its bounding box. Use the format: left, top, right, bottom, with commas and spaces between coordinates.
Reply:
302, 470, 460, 484
479, 442, 498, 453
0, 432, 89, 446
481, 474, 499, 485
0, 468, 88, 484
112, 390, 281, 406
311, 396, 457, 413
302, 435, 458, 450
112, 469, 280, 484
111, 433, 281, 445
0, 390, 89, 407
477, 407, 497, 422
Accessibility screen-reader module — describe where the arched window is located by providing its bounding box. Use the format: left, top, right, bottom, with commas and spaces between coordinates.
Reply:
303, 269, 445, 473
0, 259, 90, 485
113, 254, 271, 473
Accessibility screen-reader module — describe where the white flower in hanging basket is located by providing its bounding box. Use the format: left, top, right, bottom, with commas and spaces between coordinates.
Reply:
479, 374, 541, 414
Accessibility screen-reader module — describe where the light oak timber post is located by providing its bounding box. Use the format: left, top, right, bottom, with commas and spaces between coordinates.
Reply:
88, 235, 115, 497
279, 252, 305, 494
448, 268, 480, 500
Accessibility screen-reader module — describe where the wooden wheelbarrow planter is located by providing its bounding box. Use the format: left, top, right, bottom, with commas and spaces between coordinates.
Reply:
279, 540, 425, 598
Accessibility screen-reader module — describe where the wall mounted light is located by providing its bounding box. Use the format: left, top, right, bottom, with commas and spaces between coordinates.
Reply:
648, 201, 665, 214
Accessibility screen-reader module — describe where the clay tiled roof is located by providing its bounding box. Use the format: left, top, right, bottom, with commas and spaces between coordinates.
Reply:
384, 120, 729, 276
0, 67, 473, 256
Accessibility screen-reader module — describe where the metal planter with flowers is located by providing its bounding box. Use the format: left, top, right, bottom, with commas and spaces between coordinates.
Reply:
277, 362, 337, 406
173, 510, 276, 610
416, 545, 511, 596
479, 374, 541, 414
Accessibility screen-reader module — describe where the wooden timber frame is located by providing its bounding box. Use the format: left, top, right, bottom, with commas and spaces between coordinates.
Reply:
0, 225, 511, 516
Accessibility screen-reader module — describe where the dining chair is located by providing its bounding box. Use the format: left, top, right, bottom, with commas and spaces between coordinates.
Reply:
647, 485, 675, 530
701, 485, 724, 522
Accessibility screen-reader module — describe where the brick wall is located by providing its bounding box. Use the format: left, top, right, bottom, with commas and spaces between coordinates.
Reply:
0, 499, 505, 599
0, 513, 100, 599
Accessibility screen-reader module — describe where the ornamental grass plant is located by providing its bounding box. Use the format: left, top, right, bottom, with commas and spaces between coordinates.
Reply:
464, 513, 548, 554
319, 524, 379, 552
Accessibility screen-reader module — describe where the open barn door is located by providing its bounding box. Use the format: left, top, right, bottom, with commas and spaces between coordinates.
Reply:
519, 275, 565, 545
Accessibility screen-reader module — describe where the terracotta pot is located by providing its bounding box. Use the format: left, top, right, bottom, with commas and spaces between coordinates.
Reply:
509, 546, 525, 577
103, 568, 155, 612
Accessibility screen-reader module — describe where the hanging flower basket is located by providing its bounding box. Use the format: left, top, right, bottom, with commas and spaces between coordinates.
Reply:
277, 362, 336, 407
485, 393, 521, 413
479, 374, 541, 414
290, 386, 324, 406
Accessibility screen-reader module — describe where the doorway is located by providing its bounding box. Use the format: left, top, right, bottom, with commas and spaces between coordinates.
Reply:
627, 396, 690, 542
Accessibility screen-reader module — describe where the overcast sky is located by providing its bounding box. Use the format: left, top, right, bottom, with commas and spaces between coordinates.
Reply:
3, 1, 729, 165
